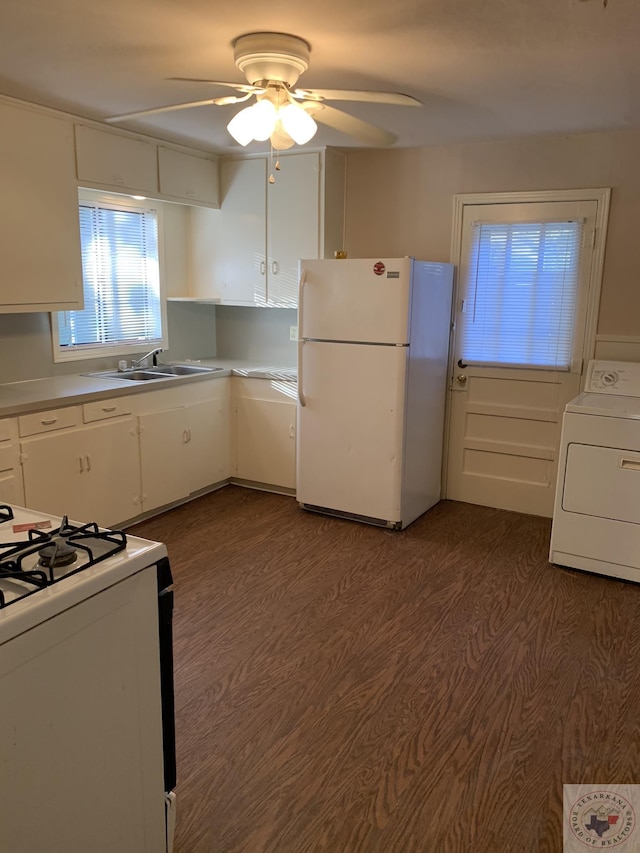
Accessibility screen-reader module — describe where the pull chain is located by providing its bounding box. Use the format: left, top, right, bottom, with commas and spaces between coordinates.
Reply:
268, 144, 283, 184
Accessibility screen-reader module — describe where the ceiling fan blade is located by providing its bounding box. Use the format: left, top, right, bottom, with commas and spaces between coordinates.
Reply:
294, 88, 421, 107
304, 103, 396, 147
105, 98, 238, 123
168, 78, 263, 95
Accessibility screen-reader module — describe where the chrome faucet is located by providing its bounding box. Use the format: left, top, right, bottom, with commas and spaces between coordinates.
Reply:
131, 347, 164, 369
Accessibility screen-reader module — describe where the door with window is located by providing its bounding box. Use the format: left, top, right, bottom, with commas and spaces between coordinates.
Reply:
445, 192, 609, 517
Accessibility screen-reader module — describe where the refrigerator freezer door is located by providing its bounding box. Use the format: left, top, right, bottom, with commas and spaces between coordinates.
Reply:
299, 258, 413, 344
297, 340, 407, 523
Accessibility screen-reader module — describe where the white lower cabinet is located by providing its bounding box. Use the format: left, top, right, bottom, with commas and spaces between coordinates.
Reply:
20, 414, 140, 527
137, 379, 230, 513
0, 419, 25, 506
233, 378, 296, 491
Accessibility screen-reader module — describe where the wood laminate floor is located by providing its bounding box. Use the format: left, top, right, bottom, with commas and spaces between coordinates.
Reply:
130, 486, 640, 853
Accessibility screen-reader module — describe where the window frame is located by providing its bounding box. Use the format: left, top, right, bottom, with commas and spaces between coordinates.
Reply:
450, 188, 611, 381
51, 189, 168, 363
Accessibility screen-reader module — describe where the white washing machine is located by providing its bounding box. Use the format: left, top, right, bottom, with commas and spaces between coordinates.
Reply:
550, 359, 640, 583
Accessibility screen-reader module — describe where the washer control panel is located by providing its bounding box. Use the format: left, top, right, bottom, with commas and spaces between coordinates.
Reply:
586, 360, 640, 396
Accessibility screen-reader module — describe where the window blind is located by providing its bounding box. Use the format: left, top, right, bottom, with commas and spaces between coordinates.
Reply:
58, 201, 161, 350
459, 220, 583, 370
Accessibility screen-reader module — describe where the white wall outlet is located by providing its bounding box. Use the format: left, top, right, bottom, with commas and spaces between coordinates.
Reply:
289, 325, 298, 341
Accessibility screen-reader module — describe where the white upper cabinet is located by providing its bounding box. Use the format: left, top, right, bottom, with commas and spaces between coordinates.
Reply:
75, 124, 159, 194
189, 158, 267, 305
158, 145, 220, 207
0, 99, 84, 313
75, 124, 220, 207
187, 148, 346, 308
267, 152, 321, 308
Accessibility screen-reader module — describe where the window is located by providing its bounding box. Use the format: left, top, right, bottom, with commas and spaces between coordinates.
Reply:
459, 219, 583, 370
52, 193, 165, 362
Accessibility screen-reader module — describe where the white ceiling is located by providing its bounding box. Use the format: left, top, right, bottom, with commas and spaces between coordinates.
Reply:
1, 0, 639, 154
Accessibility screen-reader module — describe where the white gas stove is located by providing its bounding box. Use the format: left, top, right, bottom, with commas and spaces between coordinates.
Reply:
0, 502, 167, 641
0, 503, 176, 853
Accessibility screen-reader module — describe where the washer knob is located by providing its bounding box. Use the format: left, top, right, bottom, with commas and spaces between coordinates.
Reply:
601, 371, 618, 386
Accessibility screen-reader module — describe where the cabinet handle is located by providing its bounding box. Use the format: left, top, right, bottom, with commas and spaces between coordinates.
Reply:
86, 454, 92, 472
298, 270, 307, 408
620, 458, 640, 471
41, 418, 57, 426
183, 429, 189, 444
271, 260, 279, 276
289, 424, 295, 439
102, 406, 117, 413
79, 456, 84, 473
260, 260, 266, 276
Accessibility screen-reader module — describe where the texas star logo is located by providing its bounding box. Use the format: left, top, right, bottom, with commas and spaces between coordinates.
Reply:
569, 791, 636, 847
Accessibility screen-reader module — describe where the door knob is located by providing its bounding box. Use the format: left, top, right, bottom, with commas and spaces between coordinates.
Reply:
456, 374, 467, 386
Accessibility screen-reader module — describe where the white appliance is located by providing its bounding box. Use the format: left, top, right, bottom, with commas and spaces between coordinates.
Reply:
296, 257, 454, 529
0, 503, 176, 853
550, 360, 640, 582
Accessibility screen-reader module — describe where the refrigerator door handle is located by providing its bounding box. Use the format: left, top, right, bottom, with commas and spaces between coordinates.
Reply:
298, 270, 307, 407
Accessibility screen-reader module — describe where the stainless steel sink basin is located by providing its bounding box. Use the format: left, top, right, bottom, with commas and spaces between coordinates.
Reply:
88, 370, 175, 382
84, 364, 223, 382
154, 364, 223, 375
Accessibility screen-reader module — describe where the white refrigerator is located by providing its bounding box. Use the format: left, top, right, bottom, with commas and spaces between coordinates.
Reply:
296, 257, 454, 529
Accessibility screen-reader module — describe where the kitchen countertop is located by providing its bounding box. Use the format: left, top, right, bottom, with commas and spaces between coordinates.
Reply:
0, 359, 297, 418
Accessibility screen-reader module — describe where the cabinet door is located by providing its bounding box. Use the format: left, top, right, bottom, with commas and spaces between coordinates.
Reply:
187, 398, 230, 493
236, 397, 296, 489
21, 429, 88, 520
189, 158, 267, 304
75, 124, 158, 194
139, 408, 190, 512
158, 146, 219, 207
0, 419, 24, 506
0, 102, 83, 312
82, 419, 141, 526
267, 152, 320, 307
21, 419, 140, 526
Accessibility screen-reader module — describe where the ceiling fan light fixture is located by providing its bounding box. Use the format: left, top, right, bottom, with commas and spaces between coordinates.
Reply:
248, 98, 277, 141
227, 99, 278, 145
269, 120, 296, 150
279, 102, 317, 145
226, 105, 256, 145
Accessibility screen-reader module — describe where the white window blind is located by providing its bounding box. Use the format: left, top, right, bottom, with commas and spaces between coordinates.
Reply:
460, 220, 583, 370
57, 200, 161, 352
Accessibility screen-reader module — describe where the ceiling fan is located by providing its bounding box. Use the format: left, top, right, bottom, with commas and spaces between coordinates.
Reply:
105, 32, 422, 149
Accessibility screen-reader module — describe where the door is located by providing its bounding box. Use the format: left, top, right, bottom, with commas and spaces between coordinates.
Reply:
299, 258, 412, 343
267, 152, 320, 307
186, 398, 230, 493
139, 407, 190, 512
297, 341, 407, 522
446, 195, 607, 517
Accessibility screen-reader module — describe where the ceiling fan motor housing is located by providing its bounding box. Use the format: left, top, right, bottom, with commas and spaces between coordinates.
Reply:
233, 32, 311, 87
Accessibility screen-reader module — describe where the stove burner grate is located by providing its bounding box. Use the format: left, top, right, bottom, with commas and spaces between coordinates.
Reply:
0, 505, 14, 524
0, 514, 128, 608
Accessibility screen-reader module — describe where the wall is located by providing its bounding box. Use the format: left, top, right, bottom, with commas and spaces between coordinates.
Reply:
215, 306, 297, 364
344, 128, 640, 348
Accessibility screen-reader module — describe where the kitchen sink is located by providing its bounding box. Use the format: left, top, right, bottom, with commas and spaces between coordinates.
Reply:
84, 364, 223, 382
154, 364, 223, 375
87, 370, 175, 382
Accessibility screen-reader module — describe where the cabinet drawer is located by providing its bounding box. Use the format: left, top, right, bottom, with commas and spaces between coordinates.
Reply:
18, 407, 80, 437
83, 398, 133, 423
0, 421, 12, 443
